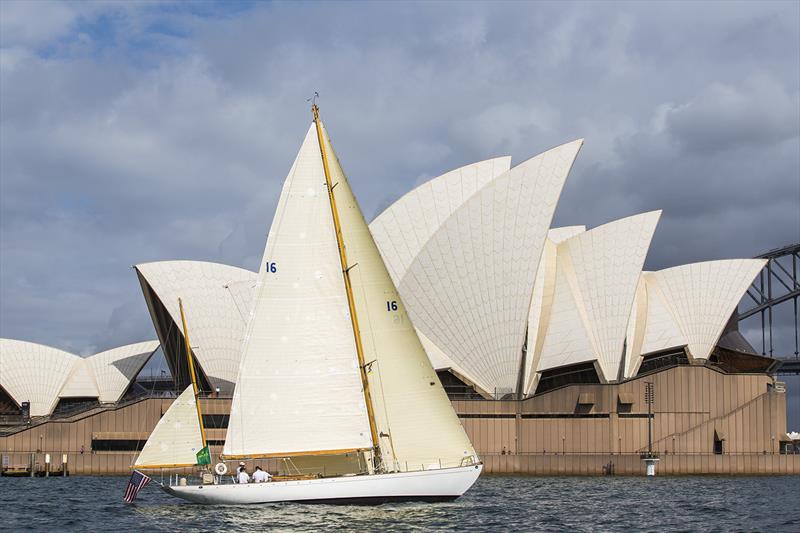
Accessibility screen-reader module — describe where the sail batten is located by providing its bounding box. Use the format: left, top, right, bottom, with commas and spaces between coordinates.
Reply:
222, 124, 373, 458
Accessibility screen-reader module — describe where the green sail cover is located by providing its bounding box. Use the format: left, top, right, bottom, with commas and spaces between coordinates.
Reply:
196, 446, 211, 465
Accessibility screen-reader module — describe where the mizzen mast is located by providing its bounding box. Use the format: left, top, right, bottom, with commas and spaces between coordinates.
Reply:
312, 103, 381, 456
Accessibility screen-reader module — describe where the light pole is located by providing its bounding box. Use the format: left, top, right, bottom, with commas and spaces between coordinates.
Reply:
645, 382, 654, 455
642, 381, 659, 476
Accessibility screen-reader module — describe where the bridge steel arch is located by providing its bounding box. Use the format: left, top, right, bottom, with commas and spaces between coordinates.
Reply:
736, 243, 800, 374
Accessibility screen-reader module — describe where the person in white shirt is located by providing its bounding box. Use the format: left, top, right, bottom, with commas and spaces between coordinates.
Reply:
237, 467, 250, 484
252, 466, 272, 483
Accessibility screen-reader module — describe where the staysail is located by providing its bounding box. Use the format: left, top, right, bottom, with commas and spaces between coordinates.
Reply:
319, 122, 478, 471
222, 124, 373, 459
135, 385, 204, 468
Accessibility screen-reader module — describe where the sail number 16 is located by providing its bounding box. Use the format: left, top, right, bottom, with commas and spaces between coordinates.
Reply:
266, 262, 277, 273
386, 301, 398, 312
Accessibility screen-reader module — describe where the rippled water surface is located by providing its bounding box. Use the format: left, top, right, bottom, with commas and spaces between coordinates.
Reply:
1, 475, 798, 532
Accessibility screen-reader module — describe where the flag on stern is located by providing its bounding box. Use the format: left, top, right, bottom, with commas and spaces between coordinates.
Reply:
123, 470, 151, 503
195, 446, 211, 466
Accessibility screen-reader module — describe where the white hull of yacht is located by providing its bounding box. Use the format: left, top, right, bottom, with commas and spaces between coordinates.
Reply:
162, 464, 482, 505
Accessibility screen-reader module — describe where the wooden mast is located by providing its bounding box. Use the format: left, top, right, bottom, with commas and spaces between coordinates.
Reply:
178, 298, 208, 452
312, 104, 381, 456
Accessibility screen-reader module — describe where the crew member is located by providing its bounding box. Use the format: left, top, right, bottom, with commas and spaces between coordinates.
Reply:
237, 464, 250, 484
252, 465, 272, 483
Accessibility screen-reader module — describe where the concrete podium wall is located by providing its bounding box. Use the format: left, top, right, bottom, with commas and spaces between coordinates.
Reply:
2, 365, 798, 476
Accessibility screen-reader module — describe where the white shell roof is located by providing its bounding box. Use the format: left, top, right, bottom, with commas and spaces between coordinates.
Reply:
648, 259, 766, 362
623, 259, 767, 376
415, 328, 492, 397
639, 272, 688, 355
87, 340, 159, 402
524, 227, 587, 393
0, 339, 79, 416
547, 225, 587, 244
0, 339, 159, 416
134, 260, 257, 389
397, 140, 583, 394
58, 358, 100, 398
532, 212, 661, 384
370, 157, 512, 285
565, 211, 660, 380
623, 275, 649, 378
622, 271, 691, 379
534, 250, 595, 374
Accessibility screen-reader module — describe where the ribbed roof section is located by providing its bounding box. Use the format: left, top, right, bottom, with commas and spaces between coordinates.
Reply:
524, 226, 586, 394
623, 275, 649, 378
399, 140, 583, 395
639, 273, 688, 355
57, 358, 100, 398
0, 339, 159, 415
134, 261, 256, 390
87, 340, 159, 402
533, 212, 660, 384
0, 339, 78, 416
562, 211, 661, 380
649, 259, 767, 362
534, 251, 595, 375
370, 157, 511, 285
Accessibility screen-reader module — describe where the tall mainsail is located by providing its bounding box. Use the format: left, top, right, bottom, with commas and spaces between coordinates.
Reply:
318, 121, 478, 471
222, 125, 373, 459
135, 385, 204, 468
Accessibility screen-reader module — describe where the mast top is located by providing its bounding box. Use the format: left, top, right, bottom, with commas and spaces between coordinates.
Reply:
309, 91, 320, 121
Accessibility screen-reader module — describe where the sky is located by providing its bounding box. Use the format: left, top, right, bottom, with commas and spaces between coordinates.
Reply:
1, 0, 799, 422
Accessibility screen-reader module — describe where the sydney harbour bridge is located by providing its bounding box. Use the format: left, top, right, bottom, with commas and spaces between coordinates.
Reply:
738, 243, 800, 375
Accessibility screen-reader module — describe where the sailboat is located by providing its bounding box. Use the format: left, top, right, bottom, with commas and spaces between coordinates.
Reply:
133, 104, 482, 504
133, 298, 211, 471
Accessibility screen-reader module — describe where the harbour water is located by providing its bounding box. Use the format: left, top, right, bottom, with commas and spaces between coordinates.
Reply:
1, 475, 798, 532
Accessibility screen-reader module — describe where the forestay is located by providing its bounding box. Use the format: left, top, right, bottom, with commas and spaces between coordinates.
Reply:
223, 125, 372, 458
135, 385, 203, 468
320, 123, 478, 471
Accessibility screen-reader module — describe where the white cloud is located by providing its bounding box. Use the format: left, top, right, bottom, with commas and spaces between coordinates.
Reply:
0, 0, 80, 47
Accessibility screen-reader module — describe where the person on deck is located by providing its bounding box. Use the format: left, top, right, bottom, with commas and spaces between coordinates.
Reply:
252, 466, 272, 483
237, 465, 250, 484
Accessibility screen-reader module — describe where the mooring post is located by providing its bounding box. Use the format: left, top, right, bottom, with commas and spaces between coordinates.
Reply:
62, 454, 68, 477
29, 453, 35, 477
45, 454, 50, 477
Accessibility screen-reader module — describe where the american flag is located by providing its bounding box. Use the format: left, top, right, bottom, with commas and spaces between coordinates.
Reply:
123, 470, 151, 503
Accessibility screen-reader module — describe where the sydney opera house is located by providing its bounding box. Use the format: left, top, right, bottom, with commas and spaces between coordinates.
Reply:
1, 137, 797, 475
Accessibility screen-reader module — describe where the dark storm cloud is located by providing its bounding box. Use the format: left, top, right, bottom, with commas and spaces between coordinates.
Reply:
0, 0, 798, 358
